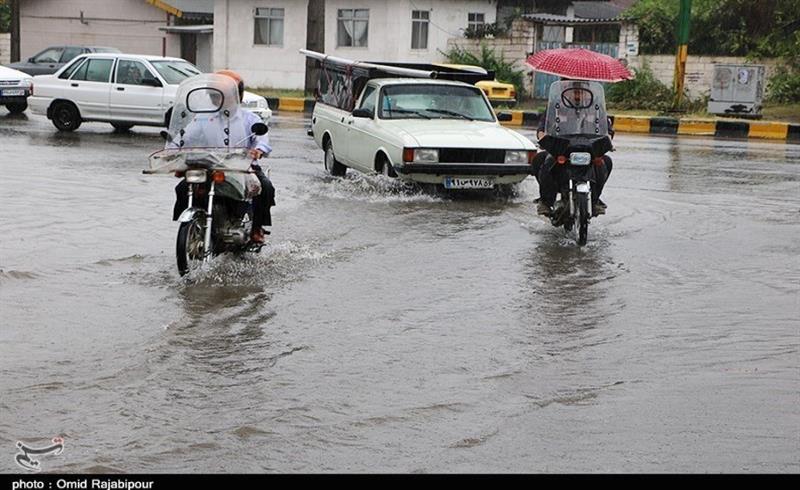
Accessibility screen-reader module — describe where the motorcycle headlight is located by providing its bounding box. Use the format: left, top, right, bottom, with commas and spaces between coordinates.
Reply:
185, 169, 207, 183
413, 148, 438, 163
504, 150, 528, 164
570, 152, 591, 166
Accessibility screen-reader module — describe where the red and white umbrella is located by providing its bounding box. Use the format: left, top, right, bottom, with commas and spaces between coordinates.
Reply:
526, 48, 634, 82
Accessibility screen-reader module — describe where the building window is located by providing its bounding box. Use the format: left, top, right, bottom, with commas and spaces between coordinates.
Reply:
411, 10, 429, 50
254, 8, 284, 46
468, 12, 485, 30
338, 9, 369, 47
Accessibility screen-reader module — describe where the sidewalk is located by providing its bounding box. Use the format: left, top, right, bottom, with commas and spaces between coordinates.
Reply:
269, 97, 800, 142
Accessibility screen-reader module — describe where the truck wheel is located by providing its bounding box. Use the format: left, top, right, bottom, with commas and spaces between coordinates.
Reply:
324, 140, 347, 177
51, 101, 81, 132
6, 101, 27, 114
379, 155, 397, 178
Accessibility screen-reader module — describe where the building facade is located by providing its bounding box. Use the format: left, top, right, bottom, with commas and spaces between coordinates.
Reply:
214, 0, 498, 89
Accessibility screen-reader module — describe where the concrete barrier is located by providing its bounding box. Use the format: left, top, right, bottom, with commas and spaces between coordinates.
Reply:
270, 99, 799, 143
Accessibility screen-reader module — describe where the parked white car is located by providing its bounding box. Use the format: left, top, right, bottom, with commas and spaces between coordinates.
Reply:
0, 65, 34, 114
28, 53, 271, 131
311, 78, 536, 189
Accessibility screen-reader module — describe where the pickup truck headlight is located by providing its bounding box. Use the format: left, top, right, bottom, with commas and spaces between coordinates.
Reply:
504, 150, 528, 164
256, 98, 268, 109
403, 148, 438, 163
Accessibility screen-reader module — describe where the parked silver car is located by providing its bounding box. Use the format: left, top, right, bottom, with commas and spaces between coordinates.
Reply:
6, 46, 120, 76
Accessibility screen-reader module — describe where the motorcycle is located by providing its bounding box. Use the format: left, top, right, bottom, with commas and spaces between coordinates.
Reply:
144, 74, 269, 275
537, 80, 613, 246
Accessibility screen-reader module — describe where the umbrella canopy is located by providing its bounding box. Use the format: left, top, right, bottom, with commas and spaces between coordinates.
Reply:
526, 48, 634, 82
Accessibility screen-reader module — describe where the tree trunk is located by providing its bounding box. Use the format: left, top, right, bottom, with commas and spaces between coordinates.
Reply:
10, 0, 20, 62
304, 0, 325, 96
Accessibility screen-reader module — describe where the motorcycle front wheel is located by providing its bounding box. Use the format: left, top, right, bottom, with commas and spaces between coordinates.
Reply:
176, 218, 206, 276
577, 193, 589, 246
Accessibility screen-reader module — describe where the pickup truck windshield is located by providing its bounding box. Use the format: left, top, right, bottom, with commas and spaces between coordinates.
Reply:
149, 60, 202, 85
379, 84, 495, 122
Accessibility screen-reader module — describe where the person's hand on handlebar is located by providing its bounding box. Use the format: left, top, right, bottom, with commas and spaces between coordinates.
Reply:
248, 148, 264, 160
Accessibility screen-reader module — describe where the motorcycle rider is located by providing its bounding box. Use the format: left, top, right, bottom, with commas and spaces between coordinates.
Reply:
533, 82, 614, 217
170, 70, 275, 244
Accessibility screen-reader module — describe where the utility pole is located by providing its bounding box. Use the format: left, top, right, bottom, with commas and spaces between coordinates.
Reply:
672, 0, 691, 110
10, 0, 20, 62
304, 0, 325, 95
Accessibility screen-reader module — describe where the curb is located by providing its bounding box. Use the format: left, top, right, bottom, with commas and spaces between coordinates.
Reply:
497, 111, 799, 142
270, 99, 799, 143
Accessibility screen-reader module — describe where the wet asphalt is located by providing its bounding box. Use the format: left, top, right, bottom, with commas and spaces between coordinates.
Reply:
1, 109, 798, 473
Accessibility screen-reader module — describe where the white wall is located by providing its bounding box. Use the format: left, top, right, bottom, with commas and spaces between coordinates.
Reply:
214, 0, 308, 89
630, 54, 781, 98
0, 33, 10, 65
325, 0, 496, 65
196, 33, 214, 72
20, 0, 180, 59
214, 0, 497, 89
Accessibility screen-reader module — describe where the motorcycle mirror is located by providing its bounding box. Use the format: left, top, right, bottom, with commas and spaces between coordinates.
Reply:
250, 123, 268, 135
160, 130, 173, 142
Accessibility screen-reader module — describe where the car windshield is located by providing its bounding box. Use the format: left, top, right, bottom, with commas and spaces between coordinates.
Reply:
379, 84, 495, 122
149, 60, 202, 85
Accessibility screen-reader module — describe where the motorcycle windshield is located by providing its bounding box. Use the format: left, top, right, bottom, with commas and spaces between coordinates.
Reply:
545, 80, 608, 138
145, 148, 253, 174
167, 73, 244, 149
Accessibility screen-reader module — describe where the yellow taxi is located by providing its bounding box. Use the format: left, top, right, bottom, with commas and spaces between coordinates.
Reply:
435, 64, 517, 107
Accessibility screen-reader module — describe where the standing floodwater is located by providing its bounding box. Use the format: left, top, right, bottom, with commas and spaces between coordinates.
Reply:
1, 112, 798, 472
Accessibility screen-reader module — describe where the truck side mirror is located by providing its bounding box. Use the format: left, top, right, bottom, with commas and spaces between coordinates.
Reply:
352, 108, 373, 118
497, 112, 513, 122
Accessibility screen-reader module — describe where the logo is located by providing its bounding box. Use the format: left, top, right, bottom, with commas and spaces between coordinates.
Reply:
14, 437, 64, 472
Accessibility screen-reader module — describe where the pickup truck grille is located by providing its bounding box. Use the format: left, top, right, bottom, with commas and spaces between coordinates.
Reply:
439, 148, 506, 164
0, 80, 21, 86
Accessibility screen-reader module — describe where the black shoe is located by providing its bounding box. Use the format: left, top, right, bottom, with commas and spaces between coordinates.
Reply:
537, 201, 553, 216
592, 200, 607, 217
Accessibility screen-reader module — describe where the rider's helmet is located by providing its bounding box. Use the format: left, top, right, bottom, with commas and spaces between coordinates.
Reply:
216, 70, 245, 102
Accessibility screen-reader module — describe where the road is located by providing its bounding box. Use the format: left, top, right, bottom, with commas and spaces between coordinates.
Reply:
1, 111, 798, 472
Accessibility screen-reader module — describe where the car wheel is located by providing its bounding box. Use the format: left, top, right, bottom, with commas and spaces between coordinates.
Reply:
51, 101, 81, 132
380, 156, 397, 178
324, 139, 347, 177
6, 101, 28, 114
111, 123, 134, 131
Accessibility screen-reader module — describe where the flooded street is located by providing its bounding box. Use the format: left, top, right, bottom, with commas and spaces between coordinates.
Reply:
1, 111, 798, 473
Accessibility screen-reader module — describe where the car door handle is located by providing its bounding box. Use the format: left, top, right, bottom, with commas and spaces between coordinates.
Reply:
71, 83, 79, 87
116, 87, 125, 91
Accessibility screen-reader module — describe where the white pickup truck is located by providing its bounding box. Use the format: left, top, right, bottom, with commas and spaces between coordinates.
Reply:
311, 78, 536, 190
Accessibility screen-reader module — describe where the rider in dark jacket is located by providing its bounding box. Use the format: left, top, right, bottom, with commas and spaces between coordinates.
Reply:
532, 109, 614, 217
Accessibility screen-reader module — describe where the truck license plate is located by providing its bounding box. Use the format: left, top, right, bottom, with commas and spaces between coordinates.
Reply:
1, 89, 25, 96
444, 177, 495, 189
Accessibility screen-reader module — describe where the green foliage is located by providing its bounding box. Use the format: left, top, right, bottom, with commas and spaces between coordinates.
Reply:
624, 0, 800, 56
606, 63, 673, 111
0, 0, 10, 33
443, 43, 525, 97
463, 22, 507, 39
606, 62, 708, 113
766, 67, 800, 103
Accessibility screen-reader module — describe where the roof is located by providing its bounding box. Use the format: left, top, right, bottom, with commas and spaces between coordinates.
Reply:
76, 52, 186, 62
368, 78, 474, 88
159, 24, 214, 34
524, 0, 626, 24
145, 0, 214, 17
573, 1, 625, 20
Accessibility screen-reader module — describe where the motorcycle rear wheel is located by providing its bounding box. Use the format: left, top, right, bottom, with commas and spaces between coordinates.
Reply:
176, 218, 206, 276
